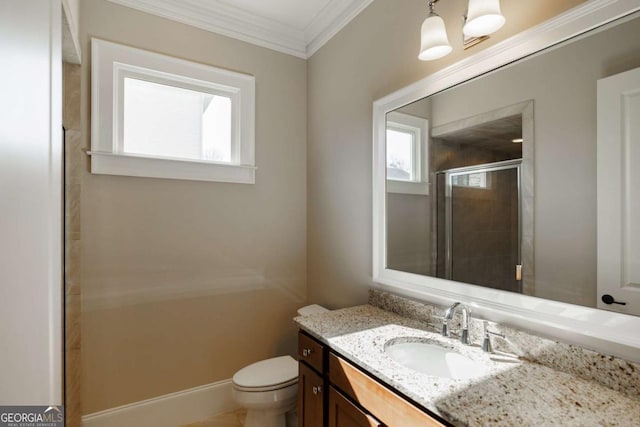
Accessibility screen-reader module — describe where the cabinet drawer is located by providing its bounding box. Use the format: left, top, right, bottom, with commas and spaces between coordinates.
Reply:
298, 331, 324, 372
328, 386, 382, 427
329, 353, 448, 427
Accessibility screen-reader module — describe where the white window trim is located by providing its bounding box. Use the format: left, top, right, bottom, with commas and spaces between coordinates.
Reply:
386, 112, 429, 195
90, 38, 256, 184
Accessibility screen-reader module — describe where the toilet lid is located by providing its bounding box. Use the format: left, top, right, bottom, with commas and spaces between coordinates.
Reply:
233, 355, 298, 389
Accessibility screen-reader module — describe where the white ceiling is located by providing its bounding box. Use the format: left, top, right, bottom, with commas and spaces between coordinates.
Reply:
105, 0, 375, 58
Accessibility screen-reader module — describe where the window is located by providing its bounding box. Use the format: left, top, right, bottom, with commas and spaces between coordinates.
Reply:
451, 172, 491, 189
122, 78, 232, 162
386, 126, 418, 182
90, 39, 256, 183
385, 112, 429, 195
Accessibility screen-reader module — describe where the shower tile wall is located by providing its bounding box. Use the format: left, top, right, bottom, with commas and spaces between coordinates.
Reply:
434, 140, 499, 278
449, 168, 519, 292
433, 139, 521, 292
64, 62, 82, 427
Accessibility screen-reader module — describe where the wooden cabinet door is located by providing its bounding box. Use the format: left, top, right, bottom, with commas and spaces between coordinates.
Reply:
298, 362, 324, 427
328, 387, 382, 427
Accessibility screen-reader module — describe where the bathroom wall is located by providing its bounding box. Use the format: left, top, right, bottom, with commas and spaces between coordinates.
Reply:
306, 0, 587, 308
386, 193, 432, 275
79, 0, 307, 413
386, 100, 433, 275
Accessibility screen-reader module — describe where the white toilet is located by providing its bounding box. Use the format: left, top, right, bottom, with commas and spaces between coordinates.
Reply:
232, 305, 329, 427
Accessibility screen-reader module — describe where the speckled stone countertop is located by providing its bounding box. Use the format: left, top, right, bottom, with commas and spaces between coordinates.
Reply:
295, 302, 640, 427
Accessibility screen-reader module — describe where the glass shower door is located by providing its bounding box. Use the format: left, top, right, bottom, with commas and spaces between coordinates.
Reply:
443, 161, 521, 293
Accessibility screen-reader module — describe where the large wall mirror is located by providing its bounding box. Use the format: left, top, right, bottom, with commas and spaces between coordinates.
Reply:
373, 0, 640, 359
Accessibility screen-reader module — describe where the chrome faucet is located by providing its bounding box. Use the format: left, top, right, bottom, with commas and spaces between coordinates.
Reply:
442, 302, 471, 345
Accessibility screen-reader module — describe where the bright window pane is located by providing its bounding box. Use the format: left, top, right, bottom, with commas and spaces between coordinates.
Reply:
123, 78, 232, 162
386, 129, 414, 181
202, 95, 232, 162
452, 172, 488, 188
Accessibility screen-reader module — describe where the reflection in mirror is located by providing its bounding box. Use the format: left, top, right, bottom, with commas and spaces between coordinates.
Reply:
387, 101, 533, 291
384, 12, 640, 314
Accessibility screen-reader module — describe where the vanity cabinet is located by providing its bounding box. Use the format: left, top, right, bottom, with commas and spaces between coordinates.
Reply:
298, 331, 326, 427
298, 331, 450, 427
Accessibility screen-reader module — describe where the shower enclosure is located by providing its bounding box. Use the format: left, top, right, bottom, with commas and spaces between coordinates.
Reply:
436, 159, 522, 293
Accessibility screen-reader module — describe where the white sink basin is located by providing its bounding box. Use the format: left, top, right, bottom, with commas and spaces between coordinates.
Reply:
384, 338, 487, 380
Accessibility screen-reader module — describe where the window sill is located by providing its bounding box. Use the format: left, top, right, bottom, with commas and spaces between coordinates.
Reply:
88, 152, 256, 184
387, 180, 429, 195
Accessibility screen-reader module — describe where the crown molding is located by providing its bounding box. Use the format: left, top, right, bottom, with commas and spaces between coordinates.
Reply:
305, 0, 375, 57
105, 0, 374, 59
106, 0, 307, 57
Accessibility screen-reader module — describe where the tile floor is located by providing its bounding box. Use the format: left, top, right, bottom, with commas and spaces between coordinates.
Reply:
181, 409, 246, 427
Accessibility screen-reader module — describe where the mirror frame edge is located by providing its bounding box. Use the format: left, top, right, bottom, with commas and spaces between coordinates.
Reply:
372, 0, 640, 362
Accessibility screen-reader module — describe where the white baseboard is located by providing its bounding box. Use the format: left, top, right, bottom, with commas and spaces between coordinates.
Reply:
82, 379, 238, 427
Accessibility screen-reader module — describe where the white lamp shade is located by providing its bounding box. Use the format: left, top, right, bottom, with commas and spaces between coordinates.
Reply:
418, 14, 452, 61
463, 0, 505, 37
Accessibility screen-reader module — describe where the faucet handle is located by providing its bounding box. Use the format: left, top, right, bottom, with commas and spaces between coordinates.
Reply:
482, 321, 505, 353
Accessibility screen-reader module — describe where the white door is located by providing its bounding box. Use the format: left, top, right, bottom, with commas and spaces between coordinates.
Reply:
597, 67, 640, 315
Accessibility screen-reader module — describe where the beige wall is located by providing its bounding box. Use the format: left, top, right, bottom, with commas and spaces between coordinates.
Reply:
387, 193, 432, 275
307, 0, 586, 308
79, 0, 307, 413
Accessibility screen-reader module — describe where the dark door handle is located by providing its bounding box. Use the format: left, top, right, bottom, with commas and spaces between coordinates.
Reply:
601, 294, 627, 305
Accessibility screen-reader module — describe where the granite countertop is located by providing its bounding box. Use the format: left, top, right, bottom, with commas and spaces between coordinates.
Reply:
295, 304, 640, 427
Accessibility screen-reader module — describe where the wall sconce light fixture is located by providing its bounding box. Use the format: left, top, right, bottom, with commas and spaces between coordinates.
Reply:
419, 0, 505, 61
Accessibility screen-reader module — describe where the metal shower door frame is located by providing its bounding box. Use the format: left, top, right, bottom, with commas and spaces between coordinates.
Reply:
441, 159, 523, 289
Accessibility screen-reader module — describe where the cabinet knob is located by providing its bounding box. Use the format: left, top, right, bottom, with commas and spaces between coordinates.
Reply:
302, 348, 313, 357
312, 385, 322, 395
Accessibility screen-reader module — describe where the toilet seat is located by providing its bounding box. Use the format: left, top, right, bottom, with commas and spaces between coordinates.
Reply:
233, 355, 298, 392
233, 378, 297, 392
